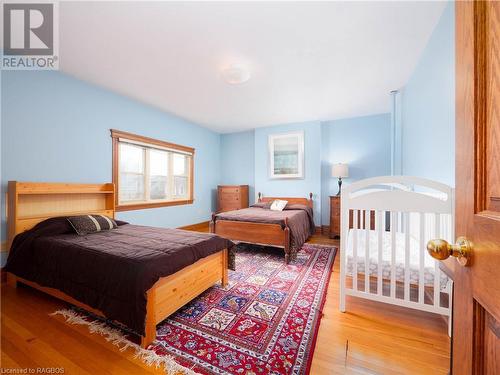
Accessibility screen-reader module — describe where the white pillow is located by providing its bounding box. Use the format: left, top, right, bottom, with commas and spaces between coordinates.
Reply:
270, 199, 288, 211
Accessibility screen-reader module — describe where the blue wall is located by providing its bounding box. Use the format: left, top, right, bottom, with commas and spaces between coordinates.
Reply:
220, 130, 255, 204
321, 114, 392, 225
401, 2, 455, 186
1, 71, 221, 243
254, 122, 323, 225
218, 116, 392, 227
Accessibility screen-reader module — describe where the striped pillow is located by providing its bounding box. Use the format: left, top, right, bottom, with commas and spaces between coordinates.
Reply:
67, 215, 118, 236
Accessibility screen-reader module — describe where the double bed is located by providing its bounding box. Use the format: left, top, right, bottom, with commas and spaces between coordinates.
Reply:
5, 181, 231, 348
210, 193, 315, 263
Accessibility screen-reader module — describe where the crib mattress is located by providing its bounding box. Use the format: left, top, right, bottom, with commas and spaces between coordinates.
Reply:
346, 229, 449, 289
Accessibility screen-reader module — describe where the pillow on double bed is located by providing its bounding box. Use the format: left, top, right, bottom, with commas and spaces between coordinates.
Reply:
251, 201, 273, 209
67, 215, 118, 235
270, 199, 288, 211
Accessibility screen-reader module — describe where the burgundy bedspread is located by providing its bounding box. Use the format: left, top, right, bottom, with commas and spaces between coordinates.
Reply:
5, 218, 232, 335
214, 203, 315, 252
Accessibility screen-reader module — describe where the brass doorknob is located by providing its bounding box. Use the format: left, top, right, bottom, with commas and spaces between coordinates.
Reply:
426, 237, 472, 266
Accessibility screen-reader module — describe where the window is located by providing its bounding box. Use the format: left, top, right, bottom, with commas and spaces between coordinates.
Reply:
111, 129, 194, 211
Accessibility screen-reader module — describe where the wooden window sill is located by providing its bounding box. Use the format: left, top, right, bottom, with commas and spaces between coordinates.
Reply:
116, 199, 194, 212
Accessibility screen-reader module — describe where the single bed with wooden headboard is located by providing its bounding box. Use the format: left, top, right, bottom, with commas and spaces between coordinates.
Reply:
5, 181, 228, 348
210, 192, 314, 263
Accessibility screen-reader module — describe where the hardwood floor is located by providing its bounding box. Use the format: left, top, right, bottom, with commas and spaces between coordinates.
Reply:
308, 235, 450, 375
1, 232, 450, 374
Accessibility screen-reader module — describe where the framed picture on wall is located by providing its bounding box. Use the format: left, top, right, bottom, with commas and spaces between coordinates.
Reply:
268, 131, 304, 179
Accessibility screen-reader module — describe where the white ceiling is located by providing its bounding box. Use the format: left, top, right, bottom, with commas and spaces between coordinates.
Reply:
59, 1, 446, 133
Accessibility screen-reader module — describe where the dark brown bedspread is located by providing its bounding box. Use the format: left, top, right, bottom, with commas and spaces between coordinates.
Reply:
5, 218, 232, 335
214, 203, 314, 252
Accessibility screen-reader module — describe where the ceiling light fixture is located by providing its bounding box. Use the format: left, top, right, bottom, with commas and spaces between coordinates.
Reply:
221, 64, 251, 84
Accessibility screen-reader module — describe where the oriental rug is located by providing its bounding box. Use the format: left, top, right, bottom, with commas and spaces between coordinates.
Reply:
53, 243, 336, 375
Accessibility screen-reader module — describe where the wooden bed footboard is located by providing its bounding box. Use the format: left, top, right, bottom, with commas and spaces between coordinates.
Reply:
141, 249, 228, 347
210, 217, 291, 263
7, 248, 228, 348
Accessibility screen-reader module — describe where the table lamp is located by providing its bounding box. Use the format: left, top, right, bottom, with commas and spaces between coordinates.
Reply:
332, 163, 349, 196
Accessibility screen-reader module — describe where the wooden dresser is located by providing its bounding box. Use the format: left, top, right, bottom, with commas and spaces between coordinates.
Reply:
329, 195, 341, 239
217, 185, 249, 213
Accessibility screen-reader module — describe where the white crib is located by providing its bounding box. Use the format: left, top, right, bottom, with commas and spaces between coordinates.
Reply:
339, 176, 454, 331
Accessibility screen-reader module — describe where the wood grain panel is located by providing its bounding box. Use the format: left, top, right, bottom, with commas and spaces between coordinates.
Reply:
484, 312, 500, 374
453, 2, 500, 373
12, 182, 114, 194
15, 210, 114, 234
177, 221, 210, 231
110, 129, 195, 154
329, 196, 340, 238
259, 192, 313, 208
473, 301, 500, 374
214, 220, 286, 246
485, 1, 500, 213
115, 199, 194, 212
217, 185, 249, 213
17, 194, 107, 218
152, 251, 225, 322
7, 182, 115, 249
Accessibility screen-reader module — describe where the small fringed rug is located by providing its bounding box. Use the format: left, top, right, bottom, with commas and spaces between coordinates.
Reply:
52, 243, 336, 375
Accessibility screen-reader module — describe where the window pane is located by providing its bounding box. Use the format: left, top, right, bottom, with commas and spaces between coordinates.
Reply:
149, 149, 168, 200
119, 143, 144, 173
149, 176, 167, 199
173, 176, 188, 198
120, 172, 144, 201
150, 149, 168, 176
173, 153, 187, 175
119, 143, 145, 202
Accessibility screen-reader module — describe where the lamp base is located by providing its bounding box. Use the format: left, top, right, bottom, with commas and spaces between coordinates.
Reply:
336, 177, 343, 196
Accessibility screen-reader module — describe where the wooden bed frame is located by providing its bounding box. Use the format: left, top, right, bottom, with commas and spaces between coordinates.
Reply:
5, 181, 228, 348
210, 192, 313, 264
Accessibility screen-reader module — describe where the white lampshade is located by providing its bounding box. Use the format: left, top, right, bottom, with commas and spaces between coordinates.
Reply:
332, 163, 349, 178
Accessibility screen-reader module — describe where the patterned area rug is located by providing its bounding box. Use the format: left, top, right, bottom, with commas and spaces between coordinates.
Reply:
52, 243, 336, 375
150, 243, 336, 374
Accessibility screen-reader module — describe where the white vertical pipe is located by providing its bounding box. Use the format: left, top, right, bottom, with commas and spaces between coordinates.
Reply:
390, 90, 402, 176
390, 91, 396, 176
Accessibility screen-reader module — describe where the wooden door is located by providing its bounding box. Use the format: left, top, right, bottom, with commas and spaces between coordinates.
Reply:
452, 1, 500, 373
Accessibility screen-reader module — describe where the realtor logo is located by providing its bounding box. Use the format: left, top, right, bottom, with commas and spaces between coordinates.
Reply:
2, 2, 59, 69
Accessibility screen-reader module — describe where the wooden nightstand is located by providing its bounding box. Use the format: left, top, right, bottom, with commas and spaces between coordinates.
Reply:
329, 195, 340, 239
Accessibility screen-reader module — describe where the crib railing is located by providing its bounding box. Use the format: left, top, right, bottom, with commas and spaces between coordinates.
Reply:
339, 176, 454, 326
